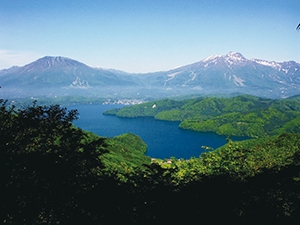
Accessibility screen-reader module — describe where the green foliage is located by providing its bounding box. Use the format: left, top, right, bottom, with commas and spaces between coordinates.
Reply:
140, 133, 300, 223
105, 94, 300, 137
180, 106, 300, 137
101, 133, 151, 181
105, 94, 270, 120
0, 99, 108, 224
273, 115, 300, 134
0, 99, 153, 224
154, 109, 182, 121
155, 133, 300, 185
104, 99, 183, 118
102, 107, 121, 115
2, 98, 300, 224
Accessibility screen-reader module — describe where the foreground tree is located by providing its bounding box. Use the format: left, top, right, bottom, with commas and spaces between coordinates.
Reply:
1, 99, 300, 224
0, 100, 108, 224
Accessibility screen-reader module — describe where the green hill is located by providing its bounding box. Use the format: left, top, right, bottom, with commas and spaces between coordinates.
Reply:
2, 98, 300, 224
104, 95, 300, 137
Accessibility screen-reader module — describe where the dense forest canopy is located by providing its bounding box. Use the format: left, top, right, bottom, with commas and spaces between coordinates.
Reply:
104, 95, 300, 137
1, 96, 300, 224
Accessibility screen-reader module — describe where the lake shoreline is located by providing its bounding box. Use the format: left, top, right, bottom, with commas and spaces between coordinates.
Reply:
69, 104, 247, 159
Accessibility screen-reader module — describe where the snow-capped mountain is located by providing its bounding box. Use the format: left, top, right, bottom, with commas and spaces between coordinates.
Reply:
1, 52, 300, 99
202, 51, 248, 67
140, 52, 300, 98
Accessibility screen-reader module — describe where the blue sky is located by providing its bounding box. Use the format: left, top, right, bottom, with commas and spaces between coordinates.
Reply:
0, 0, 299, 73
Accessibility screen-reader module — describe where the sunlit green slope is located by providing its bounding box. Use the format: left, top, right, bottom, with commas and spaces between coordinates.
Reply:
104, 95, 300, 137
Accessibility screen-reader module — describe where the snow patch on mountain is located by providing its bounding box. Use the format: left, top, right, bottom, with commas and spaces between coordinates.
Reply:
70, 76, 89, 88
167, 72, 179, 78
1, 53, 300, 99
183, 71, 198, 85
190, 71, 197, 81
202, 52, 247, 68
232, 75, 245, 86
203, 54, 221, 62
253, 59, 282, 70
223, 52, 247, 67
226, 52, 246, 62
164, 72, 180, 86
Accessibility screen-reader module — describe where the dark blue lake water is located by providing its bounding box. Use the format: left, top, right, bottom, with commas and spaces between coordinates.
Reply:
68, 104, 245, 159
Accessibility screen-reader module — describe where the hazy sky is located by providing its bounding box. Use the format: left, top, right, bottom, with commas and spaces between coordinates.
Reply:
0, 0, 299, 73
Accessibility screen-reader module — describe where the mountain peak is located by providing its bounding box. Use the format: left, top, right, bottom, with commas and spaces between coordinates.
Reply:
14, 56, 91, 74
35, 56, 86, 67
226, 51, 242, 56
202, 54, 222, 62
201, 52, 247, 67
224, 52, 246, 62
1, 53, 300, 99
203, 52, 246, 62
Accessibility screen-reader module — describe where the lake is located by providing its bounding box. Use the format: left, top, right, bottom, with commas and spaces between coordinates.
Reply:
68, 104, 245, 159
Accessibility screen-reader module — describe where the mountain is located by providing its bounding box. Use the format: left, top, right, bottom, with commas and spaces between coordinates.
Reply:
0, 56, 140, 98
139, 52, 300, 98
1, 52, 300, 99
0, 56, 139, 87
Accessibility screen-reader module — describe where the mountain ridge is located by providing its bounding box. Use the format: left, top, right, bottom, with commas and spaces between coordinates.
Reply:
1, 52, 300, 99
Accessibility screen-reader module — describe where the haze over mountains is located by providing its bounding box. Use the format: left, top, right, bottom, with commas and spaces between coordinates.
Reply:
1, 52, 300, 99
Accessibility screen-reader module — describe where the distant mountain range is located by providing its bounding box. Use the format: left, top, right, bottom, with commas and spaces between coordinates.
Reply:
1, 52, 300, 99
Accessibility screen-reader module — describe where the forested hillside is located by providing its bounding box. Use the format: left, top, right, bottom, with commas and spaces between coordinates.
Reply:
104, 95, 300, 137
1, 99, 300, 224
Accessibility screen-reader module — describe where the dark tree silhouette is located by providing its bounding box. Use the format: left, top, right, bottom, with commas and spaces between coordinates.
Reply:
1, 99, 300, 224
0, 100, 108, 224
